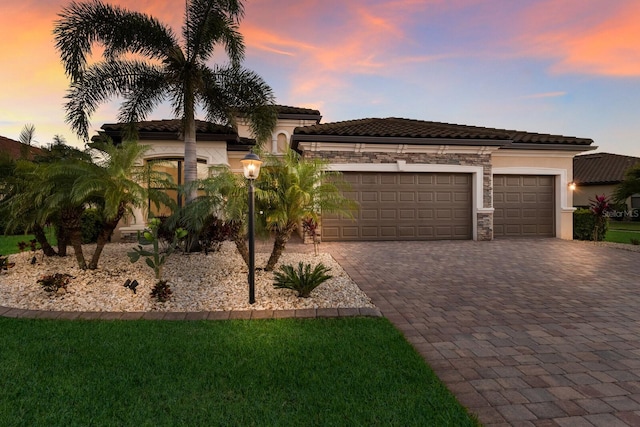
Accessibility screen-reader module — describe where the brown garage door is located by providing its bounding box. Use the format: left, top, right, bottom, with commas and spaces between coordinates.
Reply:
321, 172, 472, 241
493, 175, 555, 237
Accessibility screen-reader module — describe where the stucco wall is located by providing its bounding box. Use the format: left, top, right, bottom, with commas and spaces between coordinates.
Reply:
573, 184, 615, 207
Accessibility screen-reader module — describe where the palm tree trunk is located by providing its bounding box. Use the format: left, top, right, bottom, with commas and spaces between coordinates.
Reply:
88, 205, 124, 270
265, 225, 295, 271
56, 223, 68, 257
62, 207, 86, 269
69, 227, 86, 270
32, 223, 57, 257
183, 81, 198, 204
231, 222, 249, 267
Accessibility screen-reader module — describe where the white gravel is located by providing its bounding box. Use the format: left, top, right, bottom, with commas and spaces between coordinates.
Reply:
0, 242, 375, 312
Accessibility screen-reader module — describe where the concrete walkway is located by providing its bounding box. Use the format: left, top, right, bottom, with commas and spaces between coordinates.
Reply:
324, 239, 640, 426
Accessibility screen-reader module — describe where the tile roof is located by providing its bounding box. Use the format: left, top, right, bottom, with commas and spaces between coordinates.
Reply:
274, 105, 321, 119
97, 119, 245, 145
0, 135, 44, 160
292, 117, 593, 147
101, 119, 235, 135
573, 152, 640, 185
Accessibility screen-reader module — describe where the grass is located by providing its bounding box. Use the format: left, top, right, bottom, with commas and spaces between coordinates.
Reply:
0, 317, 478, 427
605, 221, 640, 244
608, 221, 640, 231
0, 229, 57, 255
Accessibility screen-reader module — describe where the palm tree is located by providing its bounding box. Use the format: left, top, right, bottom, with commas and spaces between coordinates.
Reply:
614, 165, 640, 204
257, 150, 357, 271
47, 139, 175, 269
178, 165, 251, 265
54, 0, 277, 203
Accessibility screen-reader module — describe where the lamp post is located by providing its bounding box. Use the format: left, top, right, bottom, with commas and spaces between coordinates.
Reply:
240, 152, 262, 304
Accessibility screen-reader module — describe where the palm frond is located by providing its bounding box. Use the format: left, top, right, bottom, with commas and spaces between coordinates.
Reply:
19, 124, 36, 145
54, 0, 177, 81
200, 65, 276, 145
184, 0, 244, 63
64, 60, 166, 140
614, 165, 640, 202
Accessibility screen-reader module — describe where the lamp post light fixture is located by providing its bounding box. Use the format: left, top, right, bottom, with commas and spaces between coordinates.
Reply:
240, 153, 262, 304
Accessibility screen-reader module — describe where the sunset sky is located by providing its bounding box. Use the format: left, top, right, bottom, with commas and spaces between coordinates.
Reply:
1, 0, 639, 155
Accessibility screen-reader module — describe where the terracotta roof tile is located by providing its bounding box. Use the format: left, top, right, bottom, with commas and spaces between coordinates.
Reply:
573, 152, 640, 185
0, 135, 44, 160
101, 119, 235, 134
293, 117, 593, 146
274, 105, 321, 116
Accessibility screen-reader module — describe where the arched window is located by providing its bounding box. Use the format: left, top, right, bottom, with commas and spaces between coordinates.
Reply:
277, 133, 288, 154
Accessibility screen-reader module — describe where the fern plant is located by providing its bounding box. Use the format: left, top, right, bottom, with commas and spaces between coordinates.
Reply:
273, 262, 332, 298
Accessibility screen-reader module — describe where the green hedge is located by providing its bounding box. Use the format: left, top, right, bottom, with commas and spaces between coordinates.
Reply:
81, 209, 103, 243
574, 208, 608, 241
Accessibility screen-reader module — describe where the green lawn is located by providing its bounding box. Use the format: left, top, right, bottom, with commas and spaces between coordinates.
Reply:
608, 221, 640, 232
0, 317, 478, 426
605, 221, 640, 244
0, 229, 57, 255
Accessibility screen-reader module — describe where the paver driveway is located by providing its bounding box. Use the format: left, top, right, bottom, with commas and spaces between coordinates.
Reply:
324, 239, 640, 427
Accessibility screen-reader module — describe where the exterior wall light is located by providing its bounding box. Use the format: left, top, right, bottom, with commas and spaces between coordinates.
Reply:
241, 152, 262, 304
569, 182, 576, 191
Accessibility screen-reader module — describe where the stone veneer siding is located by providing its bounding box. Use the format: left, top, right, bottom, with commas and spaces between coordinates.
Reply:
302, 150, 494, 241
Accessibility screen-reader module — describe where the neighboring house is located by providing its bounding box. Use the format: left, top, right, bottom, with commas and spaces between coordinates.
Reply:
96, 108, 595, 241
0, 135, 44, 160
573, 152, 640, 213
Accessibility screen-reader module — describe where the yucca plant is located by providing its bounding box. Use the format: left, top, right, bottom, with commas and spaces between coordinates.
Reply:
273, 262, 332, 298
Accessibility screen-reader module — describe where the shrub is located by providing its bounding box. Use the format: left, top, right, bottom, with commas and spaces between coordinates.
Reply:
273, 262, 333, 298
37, 273, 72, 294
631, 238, 640, 245
574, 209, 598, 240
0, 255, 15, 272
150, 280, 172, 302
589, 194, 610, 241
81, 208, 102, 243
199, 216, 233, 254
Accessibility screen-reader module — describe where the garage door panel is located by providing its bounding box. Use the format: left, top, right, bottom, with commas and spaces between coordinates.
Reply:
322, 172, 471, 241
380, 209, 396, 219
380, 174, 397, 185
418, 192, 433, 202
399, 209, 416, 219
494, 174, 554, 238
361, 191, 378, 202
506, 193, 521, 203
418, 175, 434, 185
399, 192, 415, 202
361, 209, 378, 220
380, 192, 397, 202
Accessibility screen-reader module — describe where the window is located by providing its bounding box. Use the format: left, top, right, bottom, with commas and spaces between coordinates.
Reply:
147, 158, 208, 216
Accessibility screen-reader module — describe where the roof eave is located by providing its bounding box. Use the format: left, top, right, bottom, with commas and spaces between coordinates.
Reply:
291, 134, 509, 151
278, 113, 322, 122
501, 143, 597, 152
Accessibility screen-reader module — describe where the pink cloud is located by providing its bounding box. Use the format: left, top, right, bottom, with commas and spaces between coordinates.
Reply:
517, 0, 640, 77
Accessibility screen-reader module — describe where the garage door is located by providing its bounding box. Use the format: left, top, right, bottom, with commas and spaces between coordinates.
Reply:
321, 172, 472, 241
493, 175, 554, 237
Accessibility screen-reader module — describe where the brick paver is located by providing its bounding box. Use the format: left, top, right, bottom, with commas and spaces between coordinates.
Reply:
324, 239, 640, 426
